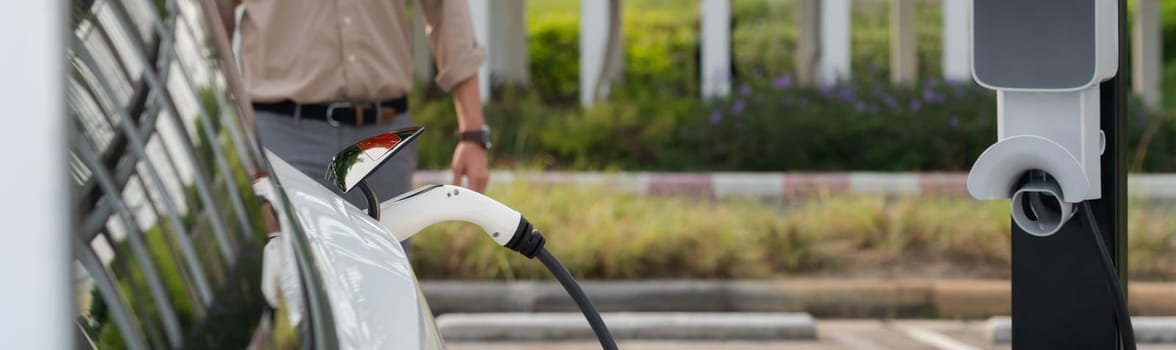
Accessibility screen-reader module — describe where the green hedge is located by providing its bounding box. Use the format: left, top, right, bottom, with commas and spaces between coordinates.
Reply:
526, 0, 948, 103
731, 0, 943, 85
413, 77, 1170, 172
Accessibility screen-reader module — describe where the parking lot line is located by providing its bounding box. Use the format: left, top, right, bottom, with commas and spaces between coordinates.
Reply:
900, 328, 981, 350
826, 331, 885, 350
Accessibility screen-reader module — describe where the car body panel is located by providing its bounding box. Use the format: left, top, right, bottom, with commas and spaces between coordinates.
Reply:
269, 151, 439, 349
69, 0, 443, 347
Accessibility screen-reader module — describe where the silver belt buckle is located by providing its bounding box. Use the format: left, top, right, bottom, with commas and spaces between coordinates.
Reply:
324, 101, 353, 127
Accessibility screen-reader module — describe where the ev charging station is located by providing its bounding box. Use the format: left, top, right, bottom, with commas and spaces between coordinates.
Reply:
967, 0, 1132, 348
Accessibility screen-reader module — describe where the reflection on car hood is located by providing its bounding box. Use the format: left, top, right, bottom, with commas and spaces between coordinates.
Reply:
268, 151, 429, 349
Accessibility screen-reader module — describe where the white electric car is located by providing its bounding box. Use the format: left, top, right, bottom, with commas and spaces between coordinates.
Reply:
66, 0, 445, 348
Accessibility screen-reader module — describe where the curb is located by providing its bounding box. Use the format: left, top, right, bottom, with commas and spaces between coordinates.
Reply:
986, 316, 1176, 344
414, 171, 1176, 199
421, 279, 1176, 318
435, 312, 817, 341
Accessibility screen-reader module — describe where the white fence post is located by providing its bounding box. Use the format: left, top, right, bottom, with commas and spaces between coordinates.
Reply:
819, 0, 851, 86
942, 0, 971, 82
1134, 0, 1162, 108
795, 0, 820, 86
466, 0, 491, 102
411, 5, 434, 84
580, 0, 612, 106
489, 0, 529, 87
701, 0, 731, 98
890, 0, 917, 84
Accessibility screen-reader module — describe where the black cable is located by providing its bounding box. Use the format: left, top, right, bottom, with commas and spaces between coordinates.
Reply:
1079, 201, 1137, 350
536, 247, 618, 350
357, 179, 380, 220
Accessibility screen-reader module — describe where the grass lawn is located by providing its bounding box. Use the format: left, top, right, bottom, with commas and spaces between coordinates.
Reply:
409, 181, 1176, 281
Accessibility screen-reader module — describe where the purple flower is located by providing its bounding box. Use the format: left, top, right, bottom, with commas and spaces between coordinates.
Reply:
835, 88, 856, 102
772, 74, 794, 89
709, 110, 724, 124
740, 84, 752, 97
882, 95, 899, 109
819, 85, 836, 97
950, 115, 959, 128
910, 100, 923, 112
854, 102, 867, 113
922, 88, 945, 103
731, 100, 747, 116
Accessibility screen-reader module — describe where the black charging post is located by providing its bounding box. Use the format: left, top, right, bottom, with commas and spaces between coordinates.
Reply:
1009, 0, 1128, 348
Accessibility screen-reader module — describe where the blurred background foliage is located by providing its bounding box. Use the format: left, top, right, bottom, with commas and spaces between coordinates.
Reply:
411, 0, 1176, 172
403, 0, 1176, 281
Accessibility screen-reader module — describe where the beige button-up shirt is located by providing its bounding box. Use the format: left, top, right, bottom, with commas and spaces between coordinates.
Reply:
218, 0, 484, 104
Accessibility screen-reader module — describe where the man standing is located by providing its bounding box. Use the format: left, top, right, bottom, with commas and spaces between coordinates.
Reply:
215, 0, 492, 209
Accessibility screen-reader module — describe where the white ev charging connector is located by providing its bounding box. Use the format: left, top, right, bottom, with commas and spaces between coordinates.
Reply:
325, 127, 617, 350
377, 184, 545, 257
966, 0, 1118, 236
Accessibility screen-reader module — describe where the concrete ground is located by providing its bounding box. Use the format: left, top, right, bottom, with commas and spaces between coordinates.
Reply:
446, 320, 1176, 350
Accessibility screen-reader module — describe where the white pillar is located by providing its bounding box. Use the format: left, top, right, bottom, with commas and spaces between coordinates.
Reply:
411, 5, 434, 84
701, 0, 731, 98
489, 0, 529, 86
1134, 0, 1162, 108
466, 0, 491, 102
794, 0, 820, 86
0, 1, 70, 349
942, 0, 971, 83
580, 0, 611, 106
890, 0, 917, 84
819, 0, 851, 85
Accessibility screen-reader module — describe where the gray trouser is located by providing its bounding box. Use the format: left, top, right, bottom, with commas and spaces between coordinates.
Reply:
255, 109, 418, 249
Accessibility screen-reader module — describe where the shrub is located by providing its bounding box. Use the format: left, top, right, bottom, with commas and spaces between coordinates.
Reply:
1163, 1, 1176, 65
528, 14, 580, 103
527, 9, 699, 103
682, 78, 996, 171
526, 0, 953, 100
414, 77, 1172, 172
618, 11, 700, 99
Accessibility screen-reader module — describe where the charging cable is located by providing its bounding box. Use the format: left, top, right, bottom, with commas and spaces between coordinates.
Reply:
501, 224, 618, 350
375, 185, 618, 349
1078, 201, 1137, 350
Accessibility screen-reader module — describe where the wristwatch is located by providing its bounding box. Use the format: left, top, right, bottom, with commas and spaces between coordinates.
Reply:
456, 125, 492, 150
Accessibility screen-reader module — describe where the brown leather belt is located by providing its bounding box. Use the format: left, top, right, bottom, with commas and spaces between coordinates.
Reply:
252, 97, 408, 127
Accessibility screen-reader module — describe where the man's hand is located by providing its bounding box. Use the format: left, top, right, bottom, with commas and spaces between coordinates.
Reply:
452, 142, 489, 192
450, 75, 489, 192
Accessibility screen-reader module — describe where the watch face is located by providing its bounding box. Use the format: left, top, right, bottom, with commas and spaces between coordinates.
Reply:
479, 126, 491, 149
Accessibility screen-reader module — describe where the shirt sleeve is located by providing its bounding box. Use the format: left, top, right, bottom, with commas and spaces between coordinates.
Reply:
417, 0, 486, 91
213, 0, 240, 33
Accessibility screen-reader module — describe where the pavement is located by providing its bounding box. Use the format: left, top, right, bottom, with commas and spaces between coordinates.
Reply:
438, 313, 816, 341
445, 319, 1176, 350
422, 279, 1176, 318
